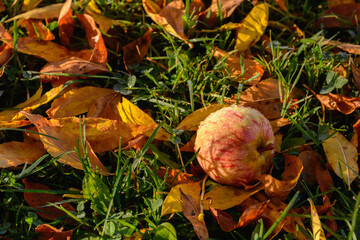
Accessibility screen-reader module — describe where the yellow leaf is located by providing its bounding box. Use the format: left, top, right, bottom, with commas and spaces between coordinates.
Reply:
177, 104, 230, 131
235, 3, 269, 52
201, 184, 263, 210
0, 141, 46, 168
46, 86, 115, 118
161, 182, 201, 216
308, 198, 326, 240
322, 131, 359, 188
21, 111, 109, 175
7, 3, 64, 22
117, 97, 170, 140
21, 0, 43, 12
0, 120, 31, 128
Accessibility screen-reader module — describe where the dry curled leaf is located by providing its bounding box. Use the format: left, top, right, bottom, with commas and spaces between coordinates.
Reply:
315, 92, 360, 114
35, 224, 73, 240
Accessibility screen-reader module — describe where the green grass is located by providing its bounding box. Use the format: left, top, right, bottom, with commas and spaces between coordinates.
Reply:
1, 0, 360, 239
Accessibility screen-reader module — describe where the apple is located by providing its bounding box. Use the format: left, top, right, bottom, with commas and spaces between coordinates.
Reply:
194, 106, 275, 186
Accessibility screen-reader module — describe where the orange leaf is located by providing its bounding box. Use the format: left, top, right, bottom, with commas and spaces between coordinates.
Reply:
258, 153, 303, 200
21, 111, 109, 174
46, 86, 115, 118
20, 19, 55, 41
315, 92, 360, 114
199, 0, 244, 26
324, 39, 360, 55
298, 150, 322, 185
143, 0, 186, 40
77, 13, 107, 64
0, 120, 31, 128
181, 190, 209, 239
7, 3, 63, 22
58, 0, 74, 46
123, 29, 152, 72
212, 47, 264, 85
23, 179, 75, 221
275, 0, 288, 11
0, 0, 5, 13
40, 57, 109, 83
179, 134, 196, 152
0, 43, 12, 67
87, 92, 122, 120
209, 199, 268, 232
0, 141, 46, 168
35, 224, 73, 240
157, 167, 195, 185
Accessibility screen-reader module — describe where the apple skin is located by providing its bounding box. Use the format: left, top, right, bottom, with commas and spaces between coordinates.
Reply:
194, 106, 275, 186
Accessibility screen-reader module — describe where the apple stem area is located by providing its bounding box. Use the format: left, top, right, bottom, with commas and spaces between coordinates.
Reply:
258, 143, 275, 153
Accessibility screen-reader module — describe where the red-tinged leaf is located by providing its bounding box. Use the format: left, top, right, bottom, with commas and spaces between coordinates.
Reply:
46, 86, 115, 118
23, 179, 76, 221
315, 159, 334, 199
143, 0, 186, 40
0, 43, 12, 66
180, 190, 209, 240
40, 57, 109, 84
298, 150, 322, 185
351, 61, 360, 91
21, 111, 110, 174
123, 29, 152, 72
258, 153, 303, 200
316, 3, 360, 29
20, 19, 55, 41
315, 92, 360, 114
0, 141, 46, 168
179, 134, 196, 152
199, 0, 244, 26
58, 0, 74, 46
35, 224, 73, 240
0, 0, 5, 13
212, 47, 264, 85
275, 0, 287, 11
157, 167, 195, 185
209, 199, 268, 232
77, 13, 107, 64
87, 92, 122, 120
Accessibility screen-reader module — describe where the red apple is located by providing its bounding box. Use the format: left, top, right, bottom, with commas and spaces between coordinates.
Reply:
194, 106, 275, 186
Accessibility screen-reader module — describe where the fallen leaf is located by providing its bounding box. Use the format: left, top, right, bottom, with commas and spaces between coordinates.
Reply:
322, 130, 358, 188
235, 3, 269, 52
22, 0, 43, 12
308, 198, 326, 240
315, 160, 334, 200
202, 184, 264, 210
40, 57, 109, 83
315, 92, 360, 114
209, 199, 268, 231
179, 134, 196, 152
181, 190, 209, 239
0, 43, 12, 67
46, 86, 114, 118
0, 120, 31, 128
23, 179, 76, 220
7, 3, 63, 22
316, 3, 360, 29
21, 111, 109, 174
35, 224, 73, 240
351, 61, 360, 91
212, 47, 264, 85
325, 39, 360, 55
143, 0, 186, 40
327, 0, 355, 8
20, 19, 55, 41
238, 78, 282, 101
87, 92, 122, 120
270, 117, 291, 132
258, 153, 303, 200
157, 167, 195, 185
77, 13, 108, 64
0, 141, 46, 168
123, 29, 152, 72
298, 150, 322, 185
200, 0, 244, 27
58, 0, 74, 46
274, 133, 283, 152
177, 104, 230, 131
275, 0, 288, 11
161, 182, 201, 216
0, 0, 5, 12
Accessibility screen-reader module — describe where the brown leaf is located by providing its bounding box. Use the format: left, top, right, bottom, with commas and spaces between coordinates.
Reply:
315, 92, 360, 114
21, 0, 43, 12
275, 0, 287, 11
180, 190, 209, 240
200, 0, 244, 26
258, 153, 303, 200
212, 47, 264, 85
35, 224, 73, 240
179, 134, 196, 152
46, 86, 115, 118
40, 57, 109, 83
0, 141, 46, 168
315, 160, 334, 200
58, 0, 74, 46
209, 199, 268, 232
77, 13, 108, 64
21, 111, 109, 174
0, 43, 12, 67
123, 29, 152, 72
157, 167, 195, 185
324, 39, 360, 55
0, 0, 5, 13
87, 92, 122, 120
23, 179, 75, 221
351, 61, 360, 91
316, 3, 360, 29
20, 19, 55, 41
298, 150, 322, 185
7, 3, 63, 22
143, 0, 186, 40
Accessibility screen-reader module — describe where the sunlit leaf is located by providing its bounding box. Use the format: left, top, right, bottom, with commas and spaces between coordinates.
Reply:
7, 3, 64, 22
322, 130, 358, 188
35, 224, 73, 240
235, 3, 269, 52
157, 167, 195, 185
315, 92, 360, 114
20, 19, 55, 41
200, 0, 244, 26
161, 182, 201, 216
0, 43, 12, 66
21, 111, 109, 174
0, 141, 46, 168
23, 178, 76, 220
58, 0, 74, 46
308, 198, 326, 240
